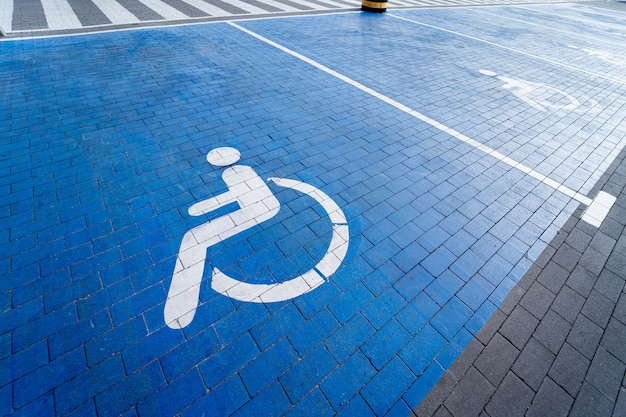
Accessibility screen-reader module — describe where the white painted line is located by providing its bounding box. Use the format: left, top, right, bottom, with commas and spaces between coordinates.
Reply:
227, 21, 613, 228
39, 0, 82, 30
387, 13, 626, 87
0, 0, 13, 33
581, 191, 617, 228
91, 0, 140, 25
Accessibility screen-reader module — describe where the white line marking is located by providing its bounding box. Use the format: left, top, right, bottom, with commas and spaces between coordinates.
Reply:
387, 13, 626, 87
581, 191, 616, 228
227, 21, 594, 210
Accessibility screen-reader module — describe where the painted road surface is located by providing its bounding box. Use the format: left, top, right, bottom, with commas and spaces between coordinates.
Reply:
2, 3, 626, 416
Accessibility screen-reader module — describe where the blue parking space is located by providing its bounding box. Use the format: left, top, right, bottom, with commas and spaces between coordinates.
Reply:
2, 4, 625, 416
238, 9, 626, 195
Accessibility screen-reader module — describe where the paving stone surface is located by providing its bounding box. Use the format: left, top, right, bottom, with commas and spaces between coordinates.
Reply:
416, 124, 626, 416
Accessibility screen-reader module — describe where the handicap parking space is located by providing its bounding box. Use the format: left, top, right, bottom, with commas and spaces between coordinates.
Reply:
238, 9, 626, 195
2, 4, 626, 417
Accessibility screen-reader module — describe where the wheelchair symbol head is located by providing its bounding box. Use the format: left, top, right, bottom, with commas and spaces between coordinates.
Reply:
207, 147, 241, 167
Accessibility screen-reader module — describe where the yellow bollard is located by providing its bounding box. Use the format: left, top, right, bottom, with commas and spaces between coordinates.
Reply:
361, 0, 387, 13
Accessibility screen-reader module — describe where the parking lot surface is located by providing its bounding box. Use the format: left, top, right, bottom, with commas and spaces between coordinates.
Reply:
2, 2, 626, 416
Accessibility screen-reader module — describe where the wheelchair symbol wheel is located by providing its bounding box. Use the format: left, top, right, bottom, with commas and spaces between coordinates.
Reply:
212, 177, 349, 303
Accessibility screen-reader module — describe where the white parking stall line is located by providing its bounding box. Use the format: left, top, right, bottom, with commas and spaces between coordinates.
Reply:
581, 191, 617, 228
39, 0, 82, 29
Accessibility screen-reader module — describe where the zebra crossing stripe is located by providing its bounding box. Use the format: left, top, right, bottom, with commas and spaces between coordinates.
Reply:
244, 0, 295, 13
0, 0, 13, 32
67, 0, 112, 26
224, 0, 271, 14
91, 0, 141, 24
40, 0, 82, 29
115, 0, 163, 21
135, 0, 188, 20
176, 0, 228, 17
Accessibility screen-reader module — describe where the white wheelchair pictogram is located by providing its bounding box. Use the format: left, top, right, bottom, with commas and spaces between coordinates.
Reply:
479, 69, 600, 113
164, 147, 349, 329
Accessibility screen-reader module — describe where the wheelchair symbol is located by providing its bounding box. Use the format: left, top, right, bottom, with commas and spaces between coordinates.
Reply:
480, 69, 600, 113
164, 147, 349, 329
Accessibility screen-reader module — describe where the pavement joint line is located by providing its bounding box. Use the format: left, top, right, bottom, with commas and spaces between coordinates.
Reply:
387, 12, 626, 87
228, 20, 599, 209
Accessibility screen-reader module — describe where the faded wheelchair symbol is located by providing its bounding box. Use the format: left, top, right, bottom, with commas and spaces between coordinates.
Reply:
164, 147, 349, 329
480, 69, 600, 113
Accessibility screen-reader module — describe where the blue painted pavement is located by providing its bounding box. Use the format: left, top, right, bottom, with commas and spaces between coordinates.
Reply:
2, 4, 626, 416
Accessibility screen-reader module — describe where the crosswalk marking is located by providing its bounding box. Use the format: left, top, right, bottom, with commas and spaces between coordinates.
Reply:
0, 0, 14, 32
177, 0, 229, 17
191, 0, 236, 16
40, 0, 82, 30
136, 0, 188, 20
254, 0, 302, 13
3, 0, 580, 35
91, 0, 141, 24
